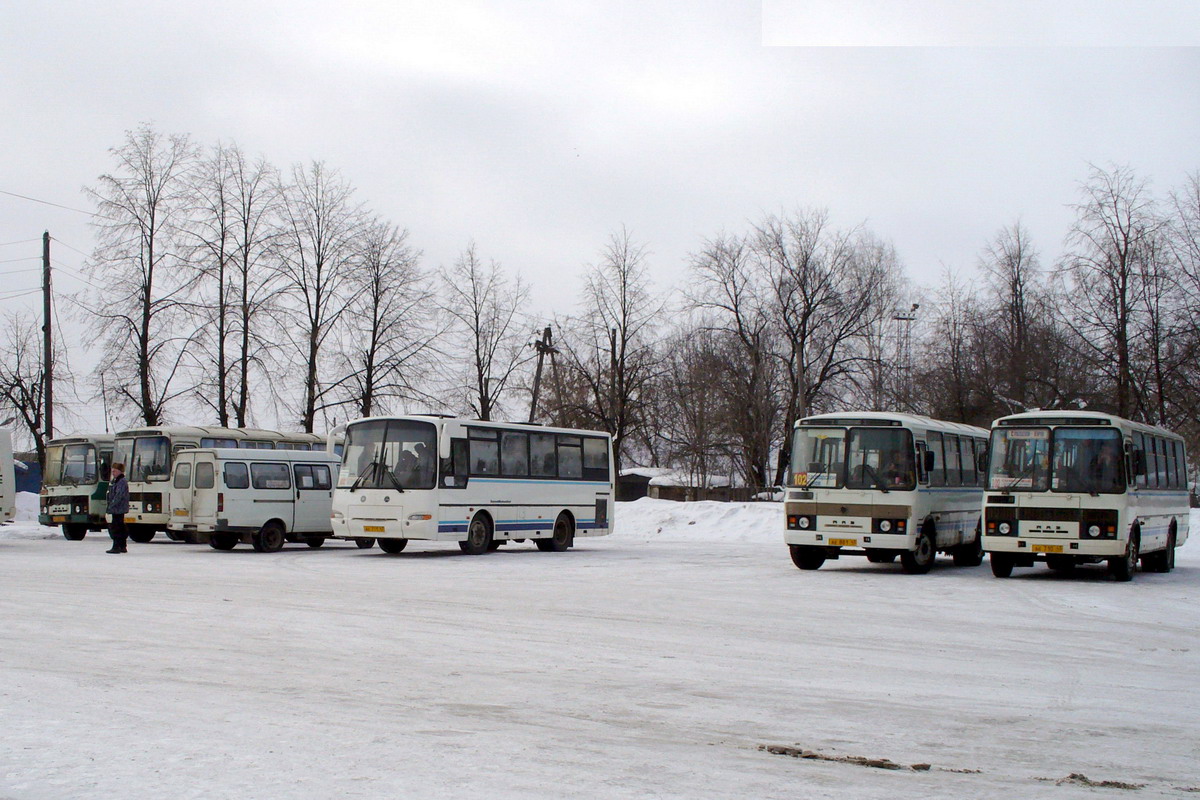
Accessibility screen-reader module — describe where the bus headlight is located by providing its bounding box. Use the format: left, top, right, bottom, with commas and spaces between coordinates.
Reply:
1086, 524, 1100, 538
998, 521, 1012, 535
798, 516, 810, 529
879, 520, 892, 532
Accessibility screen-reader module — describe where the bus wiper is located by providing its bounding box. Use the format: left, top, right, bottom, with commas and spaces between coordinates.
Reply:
349, 460, 382, 492
999, 461, 1039, 491
381, 468, 406, 493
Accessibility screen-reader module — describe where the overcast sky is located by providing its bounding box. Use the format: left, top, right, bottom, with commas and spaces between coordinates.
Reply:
2, 0, 1198, 430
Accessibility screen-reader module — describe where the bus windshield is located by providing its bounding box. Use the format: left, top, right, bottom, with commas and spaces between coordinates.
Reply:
61, 444, 98, 485
44, 445, 64, 486
790, 427, 846, 488
129, 436, 171, 482
1051, 428, 1124, 494
339, 419, 437, 490
988, 428, 1050, 491
846, 428, 915, 491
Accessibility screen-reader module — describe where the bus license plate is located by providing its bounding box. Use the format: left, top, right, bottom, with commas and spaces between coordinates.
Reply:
829, 538, 857, 547
1032, 544, 1063, 553
173, 509, 188, 516
125, 515, 137, 523
52, 516, 66, 523
363, 525, 385, 533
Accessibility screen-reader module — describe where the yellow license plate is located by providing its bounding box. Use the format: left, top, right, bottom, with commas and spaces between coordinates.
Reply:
125, 515, 137, 522
1032, 544, 1063, 553
363, 525, 385, 533
52, 516, 66, 523
829, 538, 857, 547
173, 509, 188, 516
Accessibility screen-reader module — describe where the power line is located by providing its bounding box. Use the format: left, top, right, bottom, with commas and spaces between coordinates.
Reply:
0, 267, 42, 276
0, 237, 43, 248
0, 256, 40, 264
0, 188, 97, 218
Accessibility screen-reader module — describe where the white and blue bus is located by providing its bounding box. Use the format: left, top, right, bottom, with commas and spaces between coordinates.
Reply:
784, 412, 990, 573
330, 415, 614, 554
982, 411, 1189, 581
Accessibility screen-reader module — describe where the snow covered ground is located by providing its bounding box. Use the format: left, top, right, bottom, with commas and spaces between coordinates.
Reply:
2, 495, 1198, 799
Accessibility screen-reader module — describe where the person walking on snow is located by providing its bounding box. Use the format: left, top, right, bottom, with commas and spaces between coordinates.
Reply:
106, 462, 130, 554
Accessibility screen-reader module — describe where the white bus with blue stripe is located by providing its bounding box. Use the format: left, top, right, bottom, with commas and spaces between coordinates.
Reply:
329, 415, 614, 554
784, 412, 989, 574
982, 411, 1189, 581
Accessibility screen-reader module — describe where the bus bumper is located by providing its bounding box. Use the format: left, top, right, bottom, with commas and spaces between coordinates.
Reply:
785, 529, 916, 551
982, 535, 1125, 558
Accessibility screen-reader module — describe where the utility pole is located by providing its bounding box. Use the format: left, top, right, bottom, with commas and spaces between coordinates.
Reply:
42, 231, 53, 441
528, 326, 557, 423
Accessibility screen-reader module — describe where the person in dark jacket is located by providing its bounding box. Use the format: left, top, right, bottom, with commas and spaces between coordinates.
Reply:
106, 462, 130, 554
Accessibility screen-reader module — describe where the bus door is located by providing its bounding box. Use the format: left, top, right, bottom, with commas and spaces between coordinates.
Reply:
292, 463, 333, 532
170, 453, 196, 523
191, 455, 219, 528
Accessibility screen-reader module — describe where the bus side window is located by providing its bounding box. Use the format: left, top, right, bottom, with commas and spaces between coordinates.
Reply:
1132, 433, 1147, 488
927, 432, 944, 487
915, 442, 928, 484
100, 450, 113, 482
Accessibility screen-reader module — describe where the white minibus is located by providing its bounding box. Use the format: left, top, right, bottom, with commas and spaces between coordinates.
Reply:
114, 426, 334, 541
167, 448, 354, 552
330, 415, 614, 554
982, 411, 1189, 581
38, 434, 114, 539
1, 429, 13, 524
784, 412, 990, 573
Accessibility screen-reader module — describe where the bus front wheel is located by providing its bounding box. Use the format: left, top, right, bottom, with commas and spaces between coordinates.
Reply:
901, 530, 936, 574
128, 526, 156, 544
789, 545, 825, 570
990, 553, 1015, 578
378, 538, 408, 554
62, 524, 87, 541
460, 515, 493, 555
1109, 533, 1139, 582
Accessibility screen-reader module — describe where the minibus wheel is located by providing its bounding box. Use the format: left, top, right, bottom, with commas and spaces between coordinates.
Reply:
62, 524, 87, 541
1109, 531, 1139, 582
789, 545, 825, 570
306, 537, 326, 548
901, 530, 935, 574
354, 537, 376, 549
460, 514, 494, 555
537, 513, 574, 552
378, 538, 408, 554
990, 553, 1015, 578
253, 522, 286, 553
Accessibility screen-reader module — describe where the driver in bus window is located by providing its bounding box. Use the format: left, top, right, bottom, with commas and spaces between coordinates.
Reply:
882, 451, 913, 487
1092, 441, 1121, 490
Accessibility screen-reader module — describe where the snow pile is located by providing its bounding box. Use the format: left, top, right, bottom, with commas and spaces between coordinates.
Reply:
4, 493, 57, 540
15, 491, 39, 521
612, 496, 781, 542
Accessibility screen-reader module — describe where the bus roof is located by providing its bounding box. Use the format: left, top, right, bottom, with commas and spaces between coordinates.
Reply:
992, 410, 1182, 440
180, 447, 340, 462
796, 411, 988, 437
47, 433, 115, 446
343, 415, 612, 440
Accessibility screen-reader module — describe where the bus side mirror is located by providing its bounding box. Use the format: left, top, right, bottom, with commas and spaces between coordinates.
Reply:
976, 452, 988, 473
924, 451, 936, 472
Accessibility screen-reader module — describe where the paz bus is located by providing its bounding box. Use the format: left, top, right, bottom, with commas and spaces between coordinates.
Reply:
982, 411, 1189, 581
784, 412, 989, 573
330, 415, 614, 554
38, 434, 115, 539
113, 426, 332, 542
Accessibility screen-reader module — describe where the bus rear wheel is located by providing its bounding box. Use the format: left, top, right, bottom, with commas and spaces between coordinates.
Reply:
537, 513, 574, 552
789, 545, 825, 570
953, 529, 984, 567
1142, 530, 1176, 573
901, 530, 935, 574
210, 533, 238, 551
252, 522, 286, 553
460, 515, 493, 555
378, 538, 408, 554
305, 537, 326, 548
62, 524, 87, 541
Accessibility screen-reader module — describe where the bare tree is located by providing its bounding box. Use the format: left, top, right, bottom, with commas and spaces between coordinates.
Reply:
83, 124, 199, 426
274, 161, 364, 432
555, 229, 661, 472
1058, 164, 1163, 418
338, 220, 439, 417
0, 313, 49, 468
440, 243, 531, 421
186, 142, 283, 426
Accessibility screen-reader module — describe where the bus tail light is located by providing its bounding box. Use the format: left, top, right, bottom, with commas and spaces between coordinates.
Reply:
217, 493, 224, 513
